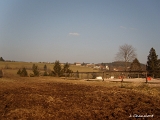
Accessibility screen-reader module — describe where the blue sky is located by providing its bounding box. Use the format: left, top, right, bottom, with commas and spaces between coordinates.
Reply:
0, 0, 160, 64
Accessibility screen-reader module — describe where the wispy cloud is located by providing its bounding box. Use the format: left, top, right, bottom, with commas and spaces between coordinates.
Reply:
120, 26, 127, 29
69, 32, 80, 36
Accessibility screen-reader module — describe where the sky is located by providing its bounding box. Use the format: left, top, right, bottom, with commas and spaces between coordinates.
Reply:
0, 0, 160, 64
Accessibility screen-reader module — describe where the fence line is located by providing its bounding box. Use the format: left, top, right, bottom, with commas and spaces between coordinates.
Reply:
63, 71, 148, 80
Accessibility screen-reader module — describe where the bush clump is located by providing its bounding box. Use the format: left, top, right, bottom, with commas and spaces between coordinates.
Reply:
17, 68, 28, 77
32, 64, 39, 77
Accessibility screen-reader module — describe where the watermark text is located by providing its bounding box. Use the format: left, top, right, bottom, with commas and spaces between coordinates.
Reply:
129, 114, 154, 118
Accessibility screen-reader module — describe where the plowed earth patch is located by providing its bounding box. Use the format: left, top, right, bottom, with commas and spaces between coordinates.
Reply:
0, 78, 160, 120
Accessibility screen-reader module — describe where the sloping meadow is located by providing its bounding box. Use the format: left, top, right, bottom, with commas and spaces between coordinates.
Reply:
0, 78, 160, 120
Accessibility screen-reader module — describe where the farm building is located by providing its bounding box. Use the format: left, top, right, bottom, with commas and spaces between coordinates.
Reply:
75, 63, 81, 66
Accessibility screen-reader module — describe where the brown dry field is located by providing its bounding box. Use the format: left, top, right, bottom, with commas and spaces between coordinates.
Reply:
0, 76, 160, 120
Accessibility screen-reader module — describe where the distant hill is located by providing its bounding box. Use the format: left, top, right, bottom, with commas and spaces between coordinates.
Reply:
104, 61, 146, 71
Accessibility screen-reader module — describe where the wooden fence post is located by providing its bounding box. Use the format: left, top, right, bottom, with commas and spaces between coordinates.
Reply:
146, 71, 148, 83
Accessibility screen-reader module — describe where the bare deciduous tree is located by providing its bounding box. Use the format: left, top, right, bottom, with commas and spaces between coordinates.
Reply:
115, 44, 137, 71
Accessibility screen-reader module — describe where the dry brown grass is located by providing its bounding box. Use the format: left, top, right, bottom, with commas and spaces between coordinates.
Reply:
0, 76, 160, 120
0, 61, 98, 72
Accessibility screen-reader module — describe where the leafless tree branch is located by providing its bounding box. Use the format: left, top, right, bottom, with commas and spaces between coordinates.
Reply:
115, 44, 137, 70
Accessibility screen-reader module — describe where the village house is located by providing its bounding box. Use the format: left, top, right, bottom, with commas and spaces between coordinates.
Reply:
75, 63, 81, 66
86, 63, 95, 68
94, 64, 109, 70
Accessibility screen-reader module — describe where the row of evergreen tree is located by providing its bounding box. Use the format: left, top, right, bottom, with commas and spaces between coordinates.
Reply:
130, 47, 160, 78
17, 60, 73, 77
146, 48, 160, 78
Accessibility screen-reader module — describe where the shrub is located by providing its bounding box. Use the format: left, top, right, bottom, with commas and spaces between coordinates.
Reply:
91, 72, 96, 79
17, 69, 21, 75
17, 68, 28, 77
32, 64, 39, 76
53, 60, 62, 77
61, 62, 73, 77
43, 64, 48, 76
44, 64, 47, 71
